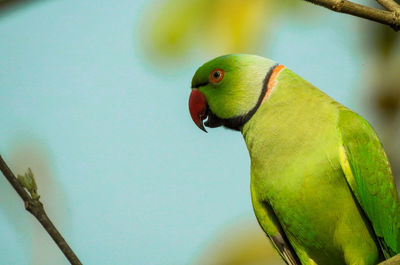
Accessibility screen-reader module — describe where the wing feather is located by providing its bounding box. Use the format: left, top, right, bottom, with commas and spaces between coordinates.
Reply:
338, 110, 400, 257
269, 233, 301, 265
254, 198, 301, 265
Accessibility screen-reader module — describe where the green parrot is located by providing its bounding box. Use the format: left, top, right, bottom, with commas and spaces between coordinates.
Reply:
188, 54, 400, 265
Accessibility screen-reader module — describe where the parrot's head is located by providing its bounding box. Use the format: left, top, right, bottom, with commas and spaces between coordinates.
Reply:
189, 54, 277, 132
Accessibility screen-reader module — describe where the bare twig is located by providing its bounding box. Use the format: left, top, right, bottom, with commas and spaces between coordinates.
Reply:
0, 155, 82, 265
379, 254, 400, 265
304, 0, 400, 31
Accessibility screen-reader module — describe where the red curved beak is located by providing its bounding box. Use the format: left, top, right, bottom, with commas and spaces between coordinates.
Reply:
189, 89, 208, 132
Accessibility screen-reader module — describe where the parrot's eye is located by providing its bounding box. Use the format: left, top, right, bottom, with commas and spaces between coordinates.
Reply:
209, 69, 224, 84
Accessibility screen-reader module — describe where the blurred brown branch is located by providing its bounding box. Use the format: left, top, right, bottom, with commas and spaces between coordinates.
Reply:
304, 0, 400, 31
0, 155, 82, 265
0, 0, 30, 11
379, 254, 400, 264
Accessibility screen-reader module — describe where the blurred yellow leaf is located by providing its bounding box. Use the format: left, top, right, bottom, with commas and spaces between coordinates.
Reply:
192, 217, 285, 265
138, 0, 304, 65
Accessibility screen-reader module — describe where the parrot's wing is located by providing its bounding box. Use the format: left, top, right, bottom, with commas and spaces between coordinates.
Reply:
253, 198, 301, 265
269, 232, 301, 265
338, 109, 400, 257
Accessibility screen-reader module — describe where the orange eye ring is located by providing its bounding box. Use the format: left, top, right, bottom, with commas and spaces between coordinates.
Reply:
209, 69, 224, 83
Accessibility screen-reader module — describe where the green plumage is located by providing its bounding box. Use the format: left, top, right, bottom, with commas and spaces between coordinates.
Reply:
339, 110, 400, 258
190, 54, 400, 265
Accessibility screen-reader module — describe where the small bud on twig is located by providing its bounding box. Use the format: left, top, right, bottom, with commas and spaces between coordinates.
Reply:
17, 168, 40, 200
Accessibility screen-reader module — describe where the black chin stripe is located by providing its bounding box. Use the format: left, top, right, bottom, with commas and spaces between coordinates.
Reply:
205, 64, 279, 131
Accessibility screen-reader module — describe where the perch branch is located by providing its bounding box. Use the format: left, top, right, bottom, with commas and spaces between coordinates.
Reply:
0, 155, 82, 265
376, 0, 400, 12
379, 254, 400, 265
304, 0, 400, 31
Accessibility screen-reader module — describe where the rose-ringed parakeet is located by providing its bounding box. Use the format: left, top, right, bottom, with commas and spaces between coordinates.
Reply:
188, 54, 400, 265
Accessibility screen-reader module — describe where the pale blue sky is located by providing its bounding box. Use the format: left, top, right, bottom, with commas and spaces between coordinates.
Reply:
0, 1, 365, 264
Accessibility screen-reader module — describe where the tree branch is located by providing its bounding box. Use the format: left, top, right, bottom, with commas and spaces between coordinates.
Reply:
0, 155, 82, 265
379, 254, 400, 265
377, 0, 400, 12
304, 0, 400, 31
